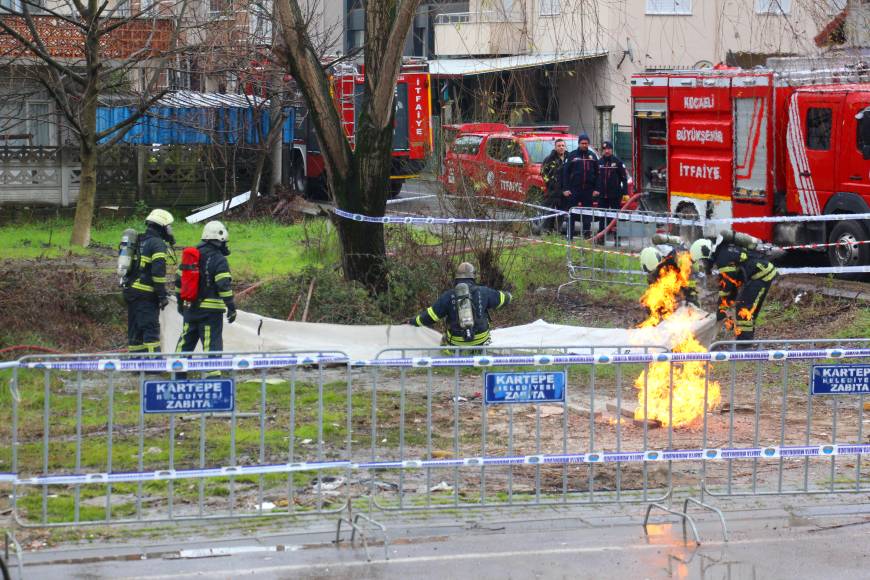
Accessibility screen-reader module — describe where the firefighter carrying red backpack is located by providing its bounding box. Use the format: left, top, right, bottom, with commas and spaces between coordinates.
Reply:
178, 246, 202, 302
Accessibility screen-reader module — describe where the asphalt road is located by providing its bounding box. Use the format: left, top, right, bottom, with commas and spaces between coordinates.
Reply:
17, 497, 870, 579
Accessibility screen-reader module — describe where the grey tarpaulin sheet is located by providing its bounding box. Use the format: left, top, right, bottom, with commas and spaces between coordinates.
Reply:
161, 300, 716, 359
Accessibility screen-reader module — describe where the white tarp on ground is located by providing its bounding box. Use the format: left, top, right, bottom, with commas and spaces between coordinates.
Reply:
160, 300, 716, 360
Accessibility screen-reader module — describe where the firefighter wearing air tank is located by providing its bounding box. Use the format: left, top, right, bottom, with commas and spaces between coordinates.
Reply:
411, 262, 512, 347
690, 231, 777, 343
175, 221, 237, 368
639, 234, 699, 307
120, 209, 175, 354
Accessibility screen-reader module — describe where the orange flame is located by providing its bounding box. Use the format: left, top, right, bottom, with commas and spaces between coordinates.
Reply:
638, 252, 693, 328
634, 251, 721, 428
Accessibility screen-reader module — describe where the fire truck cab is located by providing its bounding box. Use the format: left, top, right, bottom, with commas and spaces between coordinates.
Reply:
630, 66, 870, 269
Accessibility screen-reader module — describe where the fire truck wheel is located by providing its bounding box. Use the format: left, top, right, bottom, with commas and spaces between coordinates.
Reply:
827, 220, 870, 277
676, 204, 702, 243
290, 155, 306, 193
525, 186, 544, 206
389, 180, 404, 198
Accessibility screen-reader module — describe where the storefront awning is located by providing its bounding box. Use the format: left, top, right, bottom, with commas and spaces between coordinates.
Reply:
429, 50, 607, 77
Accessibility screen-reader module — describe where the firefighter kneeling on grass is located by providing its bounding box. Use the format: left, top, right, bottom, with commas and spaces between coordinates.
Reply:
175, 221, 237, 375
690, 230, 777, 344
410, 262, 511, 348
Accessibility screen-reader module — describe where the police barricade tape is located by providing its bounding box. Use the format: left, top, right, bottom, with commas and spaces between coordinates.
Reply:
332, 207, 563, 225
570, 207, 870, 227
20, 354, 349, 373
10, 444, 870, 485
14, 348, 870, 372
385, 194, 438, 205
779, 239, 870, 251
777, 265, 870, 275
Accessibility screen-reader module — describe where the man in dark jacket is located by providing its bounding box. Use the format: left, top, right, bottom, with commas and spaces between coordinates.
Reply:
124, 209, 175, 354
175, 220, 236, 374
411, 262, 511, 348
540, 138, 568, 233
594, 141, 628, 238
690, 233, 777, 344
559, 133, 598, 240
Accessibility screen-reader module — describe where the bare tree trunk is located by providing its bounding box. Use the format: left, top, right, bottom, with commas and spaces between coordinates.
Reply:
70, 26, 100, 247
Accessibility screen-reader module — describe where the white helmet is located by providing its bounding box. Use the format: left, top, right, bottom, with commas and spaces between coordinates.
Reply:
145, 209, 174, 227
202, 220, 229, 242
689, 238, 714, 262
639, 246, 663, 274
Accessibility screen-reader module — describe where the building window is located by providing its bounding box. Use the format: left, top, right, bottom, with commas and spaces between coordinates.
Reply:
209, 0, 231, 15
645, 0, 691, 15
0, 102, 54, 146
806, 107, 832, 151
754, 0, 791, 14
857, 107, 870, 160
250, 0, 272, 43
540, 0, 560, 16
0, 0, 23, 11
824, 0, 847, 14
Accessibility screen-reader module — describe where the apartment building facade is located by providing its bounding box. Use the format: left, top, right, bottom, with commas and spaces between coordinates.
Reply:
431, 0, 864, 144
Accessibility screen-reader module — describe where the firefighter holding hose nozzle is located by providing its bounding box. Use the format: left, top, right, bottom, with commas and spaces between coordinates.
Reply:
639, 233, 700, 308
690, 231, 777, 344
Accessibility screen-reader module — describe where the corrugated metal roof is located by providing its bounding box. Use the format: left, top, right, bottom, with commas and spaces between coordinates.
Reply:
429, 50, 607, 77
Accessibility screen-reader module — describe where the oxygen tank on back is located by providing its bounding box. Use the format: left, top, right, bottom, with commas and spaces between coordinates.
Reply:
117, 228, 139, 284
651, 233, 684, 247
455, 283, 475, 340
719, 229, 760, 250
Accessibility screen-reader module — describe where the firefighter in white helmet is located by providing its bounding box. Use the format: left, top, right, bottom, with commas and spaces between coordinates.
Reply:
123, 209, 175, 354
690, 231, 777, 344
639, 235, 699, 307
175, 221, 236, 373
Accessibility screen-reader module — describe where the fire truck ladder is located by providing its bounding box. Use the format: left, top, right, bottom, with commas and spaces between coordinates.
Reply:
339, 75, 356, 147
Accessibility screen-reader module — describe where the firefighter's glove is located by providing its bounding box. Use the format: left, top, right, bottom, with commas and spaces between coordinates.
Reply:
177, 300, 185, 316
158, 295, 169, 311
406, 318, 418, 326
716, 310, 727, 322
227, 308, 237, 324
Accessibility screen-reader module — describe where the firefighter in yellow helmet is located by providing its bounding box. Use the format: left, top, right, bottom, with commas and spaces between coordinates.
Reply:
410, 262, 512, 347
123, 209, 175, 354
638, 235, 699, 307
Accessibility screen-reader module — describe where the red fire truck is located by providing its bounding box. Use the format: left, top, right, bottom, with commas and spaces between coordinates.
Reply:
630, 64, 870, 268
292, 61, 433, 198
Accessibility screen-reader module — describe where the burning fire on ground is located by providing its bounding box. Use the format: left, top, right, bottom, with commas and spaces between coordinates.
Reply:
634, 251, 721, 428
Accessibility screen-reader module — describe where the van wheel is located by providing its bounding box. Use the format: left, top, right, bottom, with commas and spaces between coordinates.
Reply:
526, 187, 546, 235
827, 220, 870, 279
389, 180, 404, 199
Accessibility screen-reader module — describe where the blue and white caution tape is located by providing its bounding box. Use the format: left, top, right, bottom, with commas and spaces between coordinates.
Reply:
570, 207, 870, 227
332, 207, 562, 225
10, 444, 870, 486
13, 348, 870, 373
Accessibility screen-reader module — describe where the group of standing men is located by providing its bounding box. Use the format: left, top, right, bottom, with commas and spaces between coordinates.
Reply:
540, 133, 628, 240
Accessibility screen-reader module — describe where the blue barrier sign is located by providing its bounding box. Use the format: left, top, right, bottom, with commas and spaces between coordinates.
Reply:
143, 379, 235, 413
811, 365, 870, 395
485, 371, 566, 404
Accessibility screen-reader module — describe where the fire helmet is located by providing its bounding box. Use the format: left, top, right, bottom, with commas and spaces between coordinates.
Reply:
689, 238, 715, 262
455, 262, 475, 279
639, 246, 663, 274
202, 221, 229, 242
145, 209, 174, 228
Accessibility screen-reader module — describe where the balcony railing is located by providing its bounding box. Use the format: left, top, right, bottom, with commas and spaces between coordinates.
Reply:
434, 10, 524, 25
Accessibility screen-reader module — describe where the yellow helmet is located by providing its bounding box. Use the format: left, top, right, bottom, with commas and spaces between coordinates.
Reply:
455, 262, 475, 279
202, 220, 229, 242
639, 246, 663, 274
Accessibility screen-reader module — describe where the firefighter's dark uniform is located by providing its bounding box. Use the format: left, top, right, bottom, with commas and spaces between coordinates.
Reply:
712, 243, 777, 342
175, 241, 236, 371
648, 250, 699, 307
559, 148, 598, 239
124, 226, 169, 353
412, 278, 511, 347
595, 153, 628, 234
541, 149, 566, 232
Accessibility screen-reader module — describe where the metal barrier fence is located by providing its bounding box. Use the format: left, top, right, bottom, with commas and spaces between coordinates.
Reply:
565, 207, 870, 286
561, 209, 678, 291
4, 340, 870, 562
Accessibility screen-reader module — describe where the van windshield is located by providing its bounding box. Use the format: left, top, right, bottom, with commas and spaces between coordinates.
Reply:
523, 138, 578, 164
